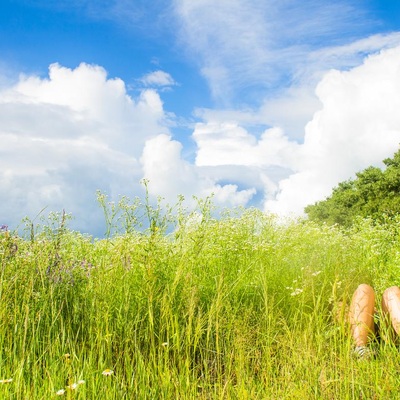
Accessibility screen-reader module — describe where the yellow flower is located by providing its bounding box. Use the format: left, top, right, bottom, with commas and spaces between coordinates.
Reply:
102, 369, 113, 376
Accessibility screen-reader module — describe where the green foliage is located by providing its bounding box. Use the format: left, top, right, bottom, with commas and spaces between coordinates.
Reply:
1, 200, 400, 398
305, 147, 400, 226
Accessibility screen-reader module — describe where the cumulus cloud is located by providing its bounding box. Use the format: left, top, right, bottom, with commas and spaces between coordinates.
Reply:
265, 46, 400, 215
3, 44, 400, 235
2, 63, 169, 152
194, 123, 299, 169
0, 62, 258, 236
173, 45, 400, 218
0, 63, 170, 235
140, 133, 256, 207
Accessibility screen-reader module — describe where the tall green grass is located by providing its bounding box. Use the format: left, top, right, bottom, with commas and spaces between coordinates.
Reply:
1, 198, 400, 399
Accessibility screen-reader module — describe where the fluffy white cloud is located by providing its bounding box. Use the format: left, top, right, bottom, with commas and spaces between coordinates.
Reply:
2, 63, 169, 152
3, 44, 400, 235
0, 63, 170, 235
194, 123, 299, 169
0, 62, 257, 235
265, 45, 400, 215
174, 45, 400, 218
141, 133, 256, 207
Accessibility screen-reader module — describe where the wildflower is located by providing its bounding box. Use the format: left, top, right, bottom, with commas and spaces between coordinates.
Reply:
56, 389, 65, 395
78, 380, 85, 385
0, 378, 12, 384
161, 342, 169, 347
102, 369, 113, 376
66, 382, 77, 390
312, 271, 322, 277
0, 225, 8, 232
290, 288, 303, 296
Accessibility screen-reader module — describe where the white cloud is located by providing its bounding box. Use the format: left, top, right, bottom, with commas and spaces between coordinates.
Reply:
3, 44, 400, 235
258, 86, 322, 141
265, 45, 400, 215
173, 0, 383, 105
0, 63, 170, 235
140, 133, 256, 207
188, 32, 400, 142
173, 0, 271, 102
173, 45, 400, 218
193, 122, 299, 169
141, 133, 199, 200
140, 70, 177, 87
173, 0, 400, 148
2, 63, 169, 151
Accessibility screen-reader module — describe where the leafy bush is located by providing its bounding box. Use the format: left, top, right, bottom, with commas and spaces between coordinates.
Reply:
306, 147, 400, 226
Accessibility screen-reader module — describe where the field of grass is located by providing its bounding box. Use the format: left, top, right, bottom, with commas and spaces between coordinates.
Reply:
1, 197, 400, 399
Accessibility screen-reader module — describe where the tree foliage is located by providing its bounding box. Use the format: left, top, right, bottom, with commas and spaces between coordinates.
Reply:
305, 147, 400, 226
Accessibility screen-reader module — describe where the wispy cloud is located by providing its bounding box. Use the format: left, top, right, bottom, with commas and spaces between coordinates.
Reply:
139, 70, 177, 87
299, 32, 400, 84
25, 0, 173, 36
171, 0, 400, 142
172, 0, 389, 105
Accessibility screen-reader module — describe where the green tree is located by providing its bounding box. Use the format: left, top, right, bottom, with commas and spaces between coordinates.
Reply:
305, 147, 400, 226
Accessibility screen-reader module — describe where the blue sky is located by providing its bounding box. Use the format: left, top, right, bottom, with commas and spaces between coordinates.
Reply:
0, 1, 210, 116
1, 0, 400, 236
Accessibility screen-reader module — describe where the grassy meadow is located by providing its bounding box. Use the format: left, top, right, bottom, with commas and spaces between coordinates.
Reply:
1, 196, 400, 399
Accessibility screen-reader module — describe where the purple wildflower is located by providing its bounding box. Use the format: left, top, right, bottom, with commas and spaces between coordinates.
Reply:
0, 225, 8, 232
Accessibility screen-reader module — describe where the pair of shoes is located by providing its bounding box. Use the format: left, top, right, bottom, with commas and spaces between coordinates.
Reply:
353, 346, 373, 359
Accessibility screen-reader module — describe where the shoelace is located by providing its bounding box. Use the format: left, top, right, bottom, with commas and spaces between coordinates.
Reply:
353, 346, 372, 359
